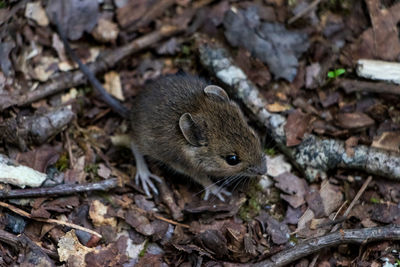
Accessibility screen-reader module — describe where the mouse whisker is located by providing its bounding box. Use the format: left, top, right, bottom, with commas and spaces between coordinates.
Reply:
208, 174, 242, 203
194, 176, 230, 196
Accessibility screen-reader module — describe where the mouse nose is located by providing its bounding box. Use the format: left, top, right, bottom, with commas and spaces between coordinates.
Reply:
249, 156, 267, 175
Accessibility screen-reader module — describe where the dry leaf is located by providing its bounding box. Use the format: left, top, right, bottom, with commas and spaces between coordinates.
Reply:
92, 18, 119, 43
336, 112, 374, 129
266, 102, 291, 112
25, 2, 49, 26
372, 131, 400, 152
266, 154, 292, 177
89, 200, 117, 228
61, 88, 78, 103
32, 56, 59, 82
285, 109, 312, 146
58, 230, 95, 266
103, 71, 124, 101
58, 47, 100, 72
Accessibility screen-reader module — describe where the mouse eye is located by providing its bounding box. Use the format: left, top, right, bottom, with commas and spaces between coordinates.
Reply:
225, 155, 240, 165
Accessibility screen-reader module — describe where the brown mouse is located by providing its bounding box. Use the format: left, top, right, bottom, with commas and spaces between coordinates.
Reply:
57, 23, 267, 200
130, 74, 266, 200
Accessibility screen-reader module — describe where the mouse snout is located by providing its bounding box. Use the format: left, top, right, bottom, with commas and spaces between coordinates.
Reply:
248, 156, 267, 175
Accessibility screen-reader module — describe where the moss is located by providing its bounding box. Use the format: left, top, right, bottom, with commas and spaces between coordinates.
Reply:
84, 163, 99, 175
238, 180, 265, 221
55, 154, 69, 172
264, 148, 276, 156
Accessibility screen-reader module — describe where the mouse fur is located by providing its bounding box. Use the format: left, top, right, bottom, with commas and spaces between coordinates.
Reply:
130, 74, 266, 197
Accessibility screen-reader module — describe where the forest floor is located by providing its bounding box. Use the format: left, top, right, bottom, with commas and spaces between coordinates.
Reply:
1, 0, 400, 266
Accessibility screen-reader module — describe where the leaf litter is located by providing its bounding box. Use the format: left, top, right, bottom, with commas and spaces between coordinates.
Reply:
0, 0, 400, 266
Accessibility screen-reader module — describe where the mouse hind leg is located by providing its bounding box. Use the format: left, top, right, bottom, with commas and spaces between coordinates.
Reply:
131, 142, 162, 196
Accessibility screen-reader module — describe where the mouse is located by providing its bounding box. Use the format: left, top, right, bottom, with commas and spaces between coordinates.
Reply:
56, 22, 267, 201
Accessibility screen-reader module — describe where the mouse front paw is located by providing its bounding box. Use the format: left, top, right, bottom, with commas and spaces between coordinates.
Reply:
204, 185, 232, 201
135, 164, 162, 197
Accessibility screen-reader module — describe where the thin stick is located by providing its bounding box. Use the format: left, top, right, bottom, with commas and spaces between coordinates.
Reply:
288, 0, 322, 24
0, 201, 102, 238
65, 131, 75, 167
153, 214, 190, 229
135, 207, 189, 229
333, 200, 348, 220
339, 79, 400, 95
0, 178, 119, 199
310, 176, 373, 267
343, 176, 372, 218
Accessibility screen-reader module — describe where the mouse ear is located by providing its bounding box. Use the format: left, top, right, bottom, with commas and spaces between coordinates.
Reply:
204, 85, 229, 102
179, 113, 207, 147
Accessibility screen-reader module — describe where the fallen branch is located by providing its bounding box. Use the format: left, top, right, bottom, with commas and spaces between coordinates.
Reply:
0, 229, 58, 259
339, 78, 400, 95
0, 178, 119, 199
0, 25, 182, 111
252, 225, 400, 267
357, 59, 400, 85
0, 105, 74, 149
197, 41, 400, 181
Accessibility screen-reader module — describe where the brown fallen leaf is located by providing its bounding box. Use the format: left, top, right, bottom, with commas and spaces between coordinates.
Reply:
336, 112, 374, 129
284, 109, 312, 146
371, 131, 400, 152
85, 236, 129, 266
256, 211, 290, 245
345, 136, 359, 157
16, 144, 62, 173
365, 0, 400, 61
274, 172, 308, 208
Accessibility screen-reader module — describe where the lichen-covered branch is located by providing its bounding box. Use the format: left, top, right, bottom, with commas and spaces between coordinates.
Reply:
197, 41, 400, 180
0, 105, 74, 150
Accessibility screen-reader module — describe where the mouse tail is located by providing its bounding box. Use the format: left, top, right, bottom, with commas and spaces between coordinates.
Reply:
55, 18, 130, 119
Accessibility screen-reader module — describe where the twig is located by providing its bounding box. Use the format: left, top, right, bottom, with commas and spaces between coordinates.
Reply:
135, 207, 189, 229
252, 226, 400, 267
339, 79, 400, 95
0, 201, 102, 238
0, 229, 19, 249
332, 200, 348, 221
331, 176, 372, 232
153, 213, 190, 229
18, 234, 59, 260
0, 178, 119, 199
0, 230, 58, 260
65, 131, 75, 167
288, 0, 322, 24
310, 176, 373, 267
